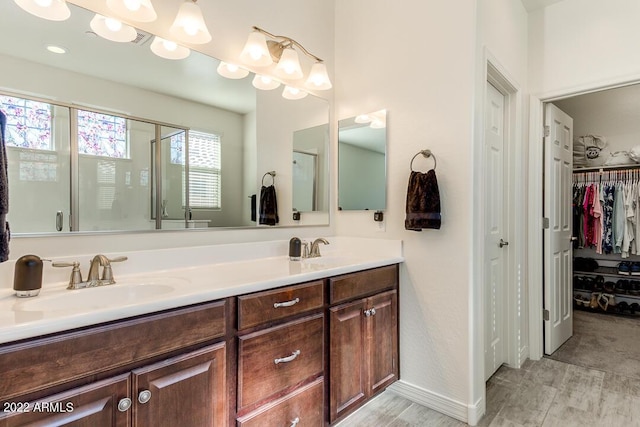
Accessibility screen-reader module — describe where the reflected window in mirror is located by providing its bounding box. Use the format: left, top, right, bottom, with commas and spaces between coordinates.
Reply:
0, 95, 53, 150
77, 110, 128, 158
338, 110, 387, 211
179, 131, 222, 210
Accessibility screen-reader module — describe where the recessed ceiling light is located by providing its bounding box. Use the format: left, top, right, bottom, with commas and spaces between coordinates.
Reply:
46, 45, 67, 54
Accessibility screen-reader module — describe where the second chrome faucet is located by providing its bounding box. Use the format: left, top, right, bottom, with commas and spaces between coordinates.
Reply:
53, 254, 128, 290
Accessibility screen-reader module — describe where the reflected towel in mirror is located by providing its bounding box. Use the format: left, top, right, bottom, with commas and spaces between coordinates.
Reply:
259, 185, 279, 226
405, 169, 441, 230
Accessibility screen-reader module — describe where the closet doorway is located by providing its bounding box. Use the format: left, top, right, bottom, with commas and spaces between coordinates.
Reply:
542, 83, 640, 368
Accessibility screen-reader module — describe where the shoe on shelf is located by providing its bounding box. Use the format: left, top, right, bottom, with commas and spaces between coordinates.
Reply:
618, 301, 629, 313
630, 281, 640, 296
619, 262, 632, 275
630, 302, 640, 313
604, 281, 616, 293
631, 262, 640, 276
615, 280, 628, 294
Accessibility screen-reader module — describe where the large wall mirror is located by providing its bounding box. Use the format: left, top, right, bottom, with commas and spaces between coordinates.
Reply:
338, 110, 387, 211
0, 1, 329, 234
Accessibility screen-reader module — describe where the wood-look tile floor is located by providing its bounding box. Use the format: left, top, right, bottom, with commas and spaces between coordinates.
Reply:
337, 311, 640, 426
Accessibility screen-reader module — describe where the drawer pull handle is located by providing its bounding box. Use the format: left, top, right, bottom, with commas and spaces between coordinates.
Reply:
138, 390, 152, 404
289, 417, 300, 427
274, 349, 301, 365
274, 297, 300, 309
117, 398, 132, 412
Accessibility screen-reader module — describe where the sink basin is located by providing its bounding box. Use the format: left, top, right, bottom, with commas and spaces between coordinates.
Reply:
301, 255, 356, 266
16, 278, 186, 312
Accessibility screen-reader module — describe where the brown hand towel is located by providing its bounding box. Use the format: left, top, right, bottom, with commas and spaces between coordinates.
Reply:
0, 110, 8, 261
405, 169, 441, 230
259, 185, 279, 226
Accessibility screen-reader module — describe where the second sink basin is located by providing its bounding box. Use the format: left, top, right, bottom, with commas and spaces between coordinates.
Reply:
16, 278, 186, 312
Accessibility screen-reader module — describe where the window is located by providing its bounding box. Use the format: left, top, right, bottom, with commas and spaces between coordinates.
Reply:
0, 95, 52, 150
77, 110, 128, 158
171, 131, 221, 209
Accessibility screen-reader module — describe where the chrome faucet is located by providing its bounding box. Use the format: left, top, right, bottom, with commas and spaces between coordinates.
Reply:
54, 254, 128, 289
309, 238, 329, 258
87, 254, 128, 286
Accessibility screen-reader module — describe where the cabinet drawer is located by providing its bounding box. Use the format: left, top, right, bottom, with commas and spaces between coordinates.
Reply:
237, 377, 324, 427
0, 300, 227, 402
238, 280, 324, 330
329, 265, 398, 304
238, 314, 324, 412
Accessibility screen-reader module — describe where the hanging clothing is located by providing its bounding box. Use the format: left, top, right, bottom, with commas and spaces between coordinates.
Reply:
613, 182, 626, 254
583, 184, 596, 247
601, 183, 615, 254
593, 184, 603, 253
0, 110, 8, 262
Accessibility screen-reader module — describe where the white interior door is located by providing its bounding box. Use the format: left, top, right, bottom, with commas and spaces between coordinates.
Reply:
484, 82, 509, 380
544, 103, 573, 355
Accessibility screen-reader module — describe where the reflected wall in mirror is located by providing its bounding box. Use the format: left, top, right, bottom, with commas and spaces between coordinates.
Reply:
292, 123, 329, 213
0, 1, 329, 234
338, 110, 387, 211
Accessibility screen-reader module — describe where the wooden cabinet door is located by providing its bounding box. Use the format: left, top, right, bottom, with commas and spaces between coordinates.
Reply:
131, 343, 226, 427
329, 299, 367, 423
0, 374, 130, 427
368, 290, 398, 395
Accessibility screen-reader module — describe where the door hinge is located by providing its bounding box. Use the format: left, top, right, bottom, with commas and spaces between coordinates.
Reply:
543, 217, 550, 229
544, 125, 550, 137
543, 309, 550, 321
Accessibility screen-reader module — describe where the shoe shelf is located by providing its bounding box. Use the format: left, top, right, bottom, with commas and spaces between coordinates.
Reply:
574, 266, 635, 278
573, 289, 640, 314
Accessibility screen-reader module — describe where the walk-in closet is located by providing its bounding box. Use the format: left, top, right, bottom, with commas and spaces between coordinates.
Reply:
548, 83, 640, 377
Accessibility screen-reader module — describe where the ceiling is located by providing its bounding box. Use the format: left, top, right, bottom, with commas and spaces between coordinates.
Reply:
520, 0, 566, 12
0, 1, 256, 114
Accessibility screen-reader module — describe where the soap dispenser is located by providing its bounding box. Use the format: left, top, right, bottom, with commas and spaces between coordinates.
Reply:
13, 255, 43, 297
289, 237, 302, 261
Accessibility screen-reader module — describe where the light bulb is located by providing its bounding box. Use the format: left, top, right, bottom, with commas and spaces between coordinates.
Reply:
240, 30, 272, 67
282, 85, 308, 100
150, 36, 190, 60
35, 0, 53, 6
216, 62, 249, 79
105, 17, 123, 32
123, 0, 141, 11
184, 21, 198, 36
274, 47, 303, 80
252, 74, 281, 90
163, 40, 177, 51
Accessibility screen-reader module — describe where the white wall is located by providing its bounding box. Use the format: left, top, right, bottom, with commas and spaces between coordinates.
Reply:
528, 0, 640, 96
333, 0, 529, 422
334, 0, 477, 416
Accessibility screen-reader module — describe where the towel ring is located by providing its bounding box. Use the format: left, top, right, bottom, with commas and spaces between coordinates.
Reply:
410, 150, 437, 172
262, 171, 276, 186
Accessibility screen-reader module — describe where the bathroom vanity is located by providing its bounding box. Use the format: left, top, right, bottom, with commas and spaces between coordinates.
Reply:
0, 238, 402, 426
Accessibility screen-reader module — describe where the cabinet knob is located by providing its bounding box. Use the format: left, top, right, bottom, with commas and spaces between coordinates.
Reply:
117, 398, 132, 412
289, 417, 300, 427
274, 349, 301, 365
364, 308, 377, 317
138, 390, 152, 404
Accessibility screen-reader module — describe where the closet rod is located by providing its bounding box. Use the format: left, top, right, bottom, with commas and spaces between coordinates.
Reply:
573, 164, 640, 173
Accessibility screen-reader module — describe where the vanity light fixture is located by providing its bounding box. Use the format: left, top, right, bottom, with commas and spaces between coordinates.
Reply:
14, 0, 71, 21
150, 36, 190, 60
106, 0, 157, 23
252, 74, 281, 90
239, 26, 332, 90
216, 62, 249, 79
90, 14, 137, 42
355, 110, 386, 129
282, 86, 308, 100
169, 0, 212, 45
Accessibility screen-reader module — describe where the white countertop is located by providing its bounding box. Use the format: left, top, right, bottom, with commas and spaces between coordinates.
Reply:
0, 237, 403, 344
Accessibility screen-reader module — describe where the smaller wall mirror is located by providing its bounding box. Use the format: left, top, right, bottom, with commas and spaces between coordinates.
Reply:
338, 110, 387, 211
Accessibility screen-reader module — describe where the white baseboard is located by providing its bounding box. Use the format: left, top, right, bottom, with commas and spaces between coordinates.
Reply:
387, 380, 483, 425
